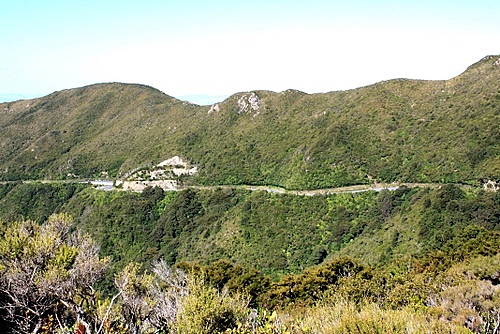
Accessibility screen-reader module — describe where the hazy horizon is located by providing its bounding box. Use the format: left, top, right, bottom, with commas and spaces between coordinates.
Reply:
2, 0, 499, 103
0, 50, 495, 106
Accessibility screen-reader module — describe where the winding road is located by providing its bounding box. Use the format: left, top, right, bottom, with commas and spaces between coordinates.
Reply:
0, 179, 467, 195
185, 182, 447, 196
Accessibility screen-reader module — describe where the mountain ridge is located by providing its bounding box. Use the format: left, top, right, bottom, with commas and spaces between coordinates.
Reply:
1, 55, 499, 189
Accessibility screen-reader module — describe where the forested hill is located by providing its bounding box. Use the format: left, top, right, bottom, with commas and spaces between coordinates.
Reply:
0, 55, 499, 189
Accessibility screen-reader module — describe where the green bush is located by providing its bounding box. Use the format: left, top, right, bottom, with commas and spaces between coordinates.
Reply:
177, 277, 250, 334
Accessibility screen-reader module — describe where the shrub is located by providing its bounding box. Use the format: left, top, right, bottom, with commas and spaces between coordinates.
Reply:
177, 276, 250, 334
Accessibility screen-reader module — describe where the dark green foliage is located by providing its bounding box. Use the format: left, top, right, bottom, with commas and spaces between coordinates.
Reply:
62, 187, 166, 271
0, 182, 86, 222
443, 225, 500, 261
1, 182, 497, 283
0, 183, 17, 199
61, 187, 369, 275
417, 185, 500, 252
1, 56, 499, 332
0, 182, 499, 333
262, 257, 365, 308
156, 189, 204, 263
176, 259, 272, 307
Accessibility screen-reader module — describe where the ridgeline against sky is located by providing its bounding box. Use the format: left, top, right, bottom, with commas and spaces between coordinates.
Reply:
1, 55, 498, 189
1, 0, 499, 104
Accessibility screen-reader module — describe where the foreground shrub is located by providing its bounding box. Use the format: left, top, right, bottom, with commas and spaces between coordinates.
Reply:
427, 255, 500, 333
289, 300, 473, 334
177, 277, 250, 334
0, 214, 109, 334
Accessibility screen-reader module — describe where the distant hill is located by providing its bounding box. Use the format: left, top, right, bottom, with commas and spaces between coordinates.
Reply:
1, 56, 499, 189
0, 93, 43, 103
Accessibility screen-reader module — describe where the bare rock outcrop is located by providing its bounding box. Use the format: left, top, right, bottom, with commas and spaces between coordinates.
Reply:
237, 92, 261, 115
208, 103, 220, 114
483, 180, 499, 192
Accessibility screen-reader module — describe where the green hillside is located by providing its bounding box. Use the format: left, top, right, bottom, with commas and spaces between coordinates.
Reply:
1, 56, 499, 333
1, 55, 498, 189
1, 182, 498, 279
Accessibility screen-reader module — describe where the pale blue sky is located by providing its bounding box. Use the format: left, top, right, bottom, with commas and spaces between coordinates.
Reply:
1, 0, 498, 104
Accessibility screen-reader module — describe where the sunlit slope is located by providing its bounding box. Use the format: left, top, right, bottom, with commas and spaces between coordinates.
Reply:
1, 56, 498, 189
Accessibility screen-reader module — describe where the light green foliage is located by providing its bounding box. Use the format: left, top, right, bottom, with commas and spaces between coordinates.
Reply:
287, 300, 473, 334
177, 276, 250, 334
0, 216, 77, 282
0, 214, 78, 272
0, 214, 109, 334
154, 190, 178, 217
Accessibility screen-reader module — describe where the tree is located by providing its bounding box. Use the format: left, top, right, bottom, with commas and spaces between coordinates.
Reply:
0, 214, 109, 334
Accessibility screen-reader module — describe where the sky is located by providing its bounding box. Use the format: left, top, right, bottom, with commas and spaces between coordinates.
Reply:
1, 0, 499, 105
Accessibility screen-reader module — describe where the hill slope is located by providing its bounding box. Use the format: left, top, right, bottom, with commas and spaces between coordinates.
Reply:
1, 56, 499, 189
